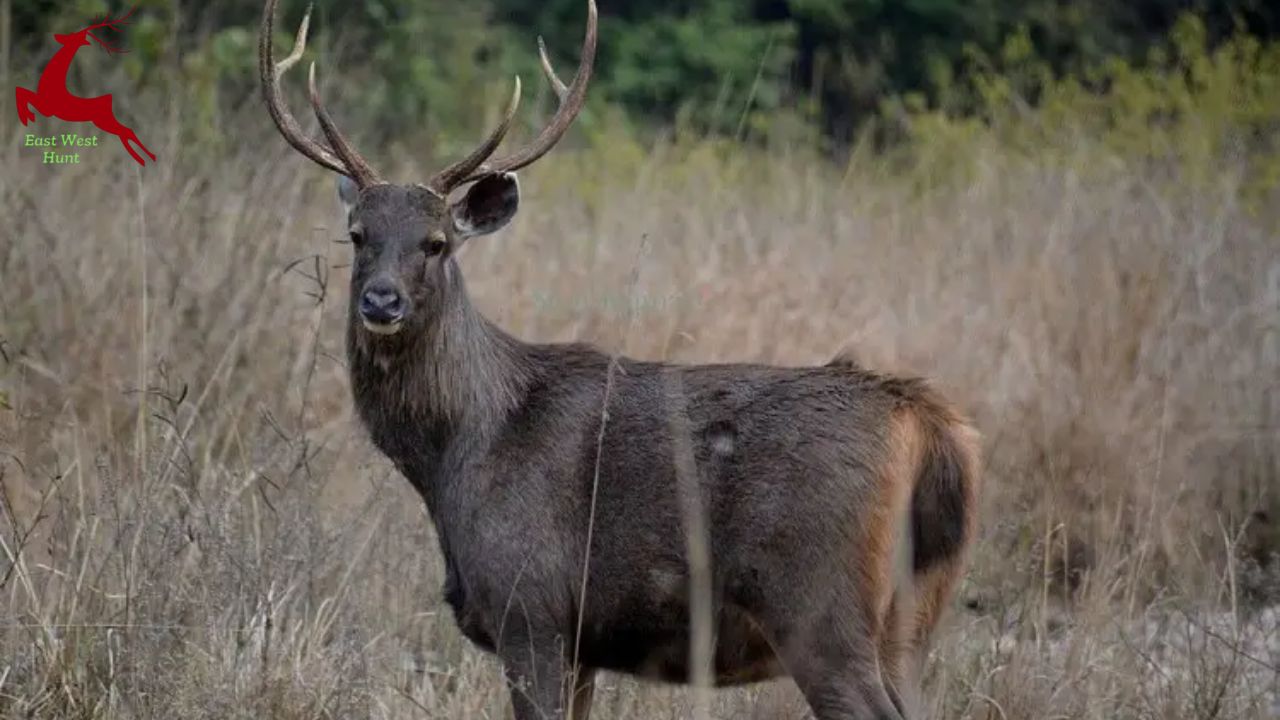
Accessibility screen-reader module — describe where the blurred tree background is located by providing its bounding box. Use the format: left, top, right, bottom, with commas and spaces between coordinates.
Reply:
5, 0, 1279, 152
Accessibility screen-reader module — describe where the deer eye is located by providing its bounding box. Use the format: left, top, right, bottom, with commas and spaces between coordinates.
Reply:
348, 229, 364, 247
422, 236, 448, 257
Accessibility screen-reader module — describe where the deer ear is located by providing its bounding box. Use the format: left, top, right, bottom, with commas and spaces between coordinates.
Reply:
451, 173, 520, 239
336, 175, 359, 219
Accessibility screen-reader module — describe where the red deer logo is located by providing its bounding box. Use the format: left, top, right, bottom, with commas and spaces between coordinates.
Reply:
14, 8, 156, 166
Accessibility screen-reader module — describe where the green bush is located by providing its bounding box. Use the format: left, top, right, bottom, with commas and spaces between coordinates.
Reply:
896, 15, 1280, 203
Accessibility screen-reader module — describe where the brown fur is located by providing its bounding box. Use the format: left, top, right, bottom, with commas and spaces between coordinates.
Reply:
259, 0, 981, 713
275, 79, 980, 720
877, 403, 981, 715
329, 179, 982, 719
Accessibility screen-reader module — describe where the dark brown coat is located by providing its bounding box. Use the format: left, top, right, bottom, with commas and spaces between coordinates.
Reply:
259, 0, 981, 715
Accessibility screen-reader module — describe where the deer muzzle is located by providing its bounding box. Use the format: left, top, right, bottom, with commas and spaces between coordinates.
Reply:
359, 283, 406, 335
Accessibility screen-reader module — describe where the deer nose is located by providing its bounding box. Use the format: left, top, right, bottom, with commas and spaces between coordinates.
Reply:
359, 285, 404, 325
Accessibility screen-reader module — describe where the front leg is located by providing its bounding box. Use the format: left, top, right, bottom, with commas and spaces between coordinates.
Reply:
500, 632, 575, 720
15, 87, 38, 125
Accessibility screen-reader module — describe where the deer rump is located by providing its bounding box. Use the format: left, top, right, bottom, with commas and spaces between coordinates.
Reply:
430, 350, 977, 686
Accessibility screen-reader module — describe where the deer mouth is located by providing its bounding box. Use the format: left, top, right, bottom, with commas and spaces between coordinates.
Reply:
361, 317, 404, 336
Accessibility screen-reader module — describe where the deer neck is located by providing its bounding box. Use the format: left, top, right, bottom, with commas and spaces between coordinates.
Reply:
38, 43, 81, 95
346, 260, 532, 482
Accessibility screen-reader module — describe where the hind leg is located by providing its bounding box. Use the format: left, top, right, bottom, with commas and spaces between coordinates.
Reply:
118, 131, 156, 166
878, 596, 909, 717
881, 574, 938, 719
799, 671, 903, 720
107, 124, 156, 166
789, 633, 904, 720
765, 604, 904, 720
117, 136, 146, 166
123, 129, 157, 163
92, 108, 156, 166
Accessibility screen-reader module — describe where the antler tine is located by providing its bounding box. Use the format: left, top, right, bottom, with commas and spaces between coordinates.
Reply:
259, 0, 357, 178
88, 32, 130, 54
537, 37, 569, 100
426, 76, 523, 195
84, 6, 136, 34
83, 5, 137, 53
460, 0, 597, 184
275, 2, 310, 75
307, 63, 381, 187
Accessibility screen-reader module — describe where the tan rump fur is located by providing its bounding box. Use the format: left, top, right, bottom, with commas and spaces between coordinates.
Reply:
873, 398, 981, 714
876, 409, 926, 714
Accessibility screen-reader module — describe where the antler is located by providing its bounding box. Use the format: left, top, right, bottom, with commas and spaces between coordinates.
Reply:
426, 77, 523, 194
85, 7, 136, 55
537, 36, 569, 100
259, 0, 381, 186
427, 0, 597, 194
307, 63, 382, 186
83, 7, 136, 34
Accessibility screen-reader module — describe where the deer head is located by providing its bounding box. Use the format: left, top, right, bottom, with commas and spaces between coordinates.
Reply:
56, 8, 135, 53
260, 0, 596, 338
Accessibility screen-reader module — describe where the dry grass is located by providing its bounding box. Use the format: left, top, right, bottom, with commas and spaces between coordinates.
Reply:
1, 102, 1277, 719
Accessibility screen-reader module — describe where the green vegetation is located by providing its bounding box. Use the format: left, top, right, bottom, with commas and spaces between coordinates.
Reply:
9, 0, 1280, 146
893, 15, 1280, 204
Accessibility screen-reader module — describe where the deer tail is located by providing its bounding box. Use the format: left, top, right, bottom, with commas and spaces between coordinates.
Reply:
907, 391, 980, 574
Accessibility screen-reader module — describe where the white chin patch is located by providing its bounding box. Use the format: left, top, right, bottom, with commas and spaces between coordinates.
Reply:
362, 318, 404, 336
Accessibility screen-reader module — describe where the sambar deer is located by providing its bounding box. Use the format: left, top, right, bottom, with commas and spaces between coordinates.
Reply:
260, 1, 981, 717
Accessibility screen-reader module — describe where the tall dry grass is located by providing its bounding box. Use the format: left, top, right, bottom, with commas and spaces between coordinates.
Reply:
1, 93, 1277, 718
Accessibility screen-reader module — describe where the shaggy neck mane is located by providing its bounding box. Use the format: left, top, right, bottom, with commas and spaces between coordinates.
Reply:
346, 261, 533, 436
